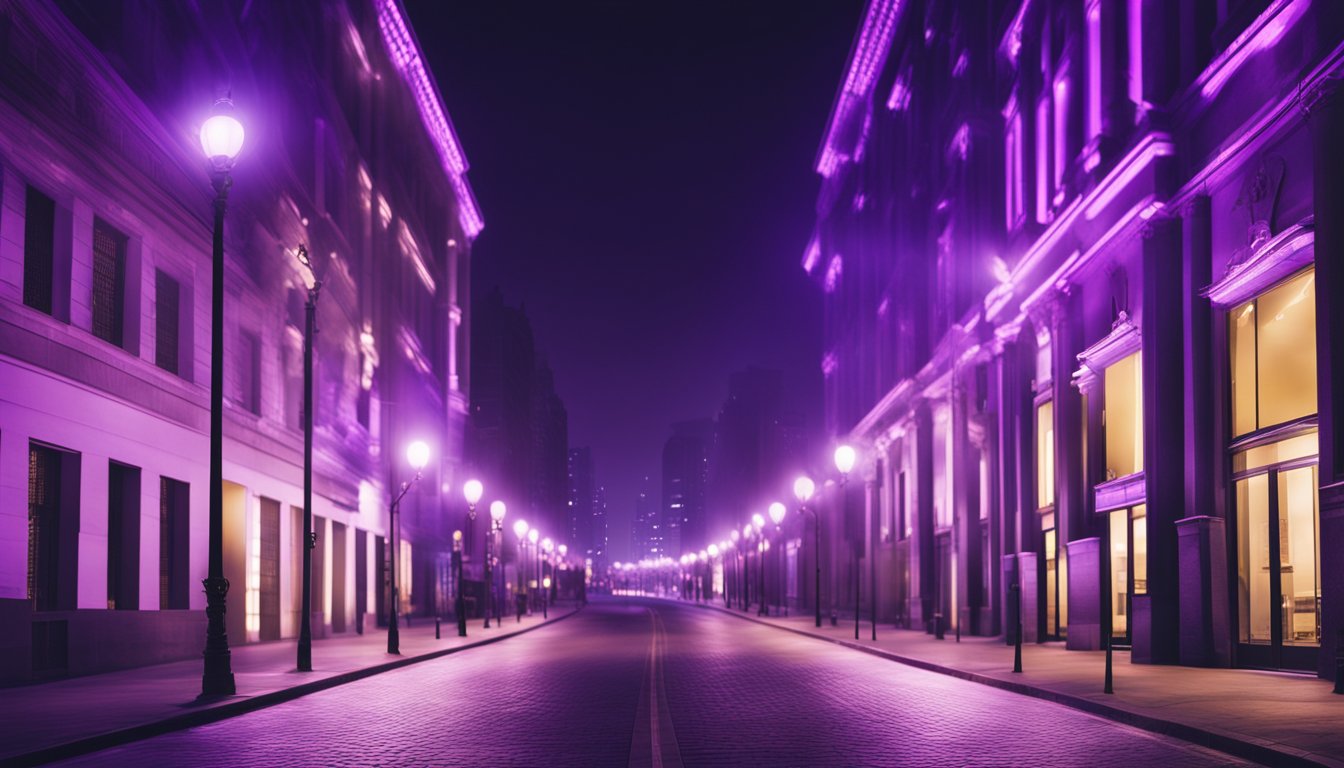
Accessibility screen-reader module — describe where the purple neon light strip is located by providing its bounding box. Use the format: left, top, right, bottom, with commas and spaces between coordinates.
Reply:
375, 0, 484, 237
817, 0, 903, 176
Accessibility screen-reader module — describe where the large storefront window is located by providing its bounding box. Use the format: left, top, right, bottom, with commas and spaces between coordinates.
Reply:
1230, 268, 1316, 437
1036, 400, 1054, 509
1234, 434, 1320, 652
1104, 352, 1143, 480
933, 407, 952, 529
1108, 504, 1146, 640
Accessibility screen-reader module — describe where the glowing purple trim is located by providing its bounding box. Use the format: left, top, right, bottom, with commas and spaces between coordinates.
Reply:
1053, 74, 1070, 189
877, 297, 890, 317
886, 76, 911, 111
1035, 96, 1050, 222
1202, 223, 1314, 308
816, 0, 903, 176
1086, 2, 1103, 141
824, 254, 843, 293
821, 351, 838, 376
953, 124, 970, 161
1127, 0, 1143, 107
1001, 0, 1032, 65
1083, 133, 1174, 220
953, 52, 968, 77
801, 236, 821, 273
375, 0, 484, 238
1198, 0, 1306, 100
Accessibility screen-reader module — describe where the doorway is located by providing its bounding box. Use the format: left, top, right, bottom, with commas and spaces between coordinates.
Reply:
1107, 504, 1146, 646
259, 497, 281, 641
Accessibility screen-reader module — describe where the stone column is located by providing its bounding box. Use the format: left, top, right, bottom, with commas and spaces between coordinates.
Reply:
1138, 217, 1184, 665
1176, 516, 1230, 667
913, 403, 935, 630
1307, 74, 1344, 681
1182, 196, 1217, 522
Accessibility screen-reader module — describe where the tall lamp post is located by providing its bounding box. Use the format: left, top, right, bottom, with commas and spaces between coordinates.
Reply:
295, 245, 322, 673
513, 519, 528, 622
835, 445, 857, 640
752, 513, 766, 616
794, 475, 820, 628
707, 544, 720, 603
768, 502, 787, 617
729, 529, 741, 609
199, 99, 244, 697
558, 544, 568, 604
453, 530, 466, 637
741, 524, 754, 612
527, 528, 540, 615
486, 501, 505, 628
542, 538, 553, 618
388, 440, 430, 655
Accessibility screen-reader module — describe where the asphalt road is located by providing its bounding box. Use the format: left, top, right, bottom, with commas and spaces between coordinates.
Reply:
59, 598, 1248, 767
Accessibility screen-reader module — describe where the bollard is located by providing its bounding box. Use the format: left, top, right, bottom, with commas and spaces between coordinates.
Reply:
1012, 583, 1023, 674
1335, 627, 1344, 695
935, 612, 944, 640
1104, 632, 1114, 694
435, 617, 441, 639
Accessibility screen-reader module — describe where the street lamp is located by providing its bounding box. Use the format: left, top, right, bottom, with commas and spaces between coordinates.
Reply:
527, 527, 540, 616
769, 501, 787, 617
453, 530, 466, 637
486, 500, 505, 628
542, 538, 554, 616
729, 529, 741, 609
794, 475, 821, 628
707, 544, 720, 603
751, 514, 766, 616
388, 440, 430, 655
743, 524, 754, 612
199, 97, 244, 697
835, 444, 859, 639
463, 478, 483, 550
513, 519, 528, 622
294, 243, 324, 671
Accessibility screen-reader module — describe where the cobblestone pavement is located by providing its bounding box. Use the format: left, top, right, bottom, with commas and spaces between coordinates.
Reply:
57, 598, 1250, 767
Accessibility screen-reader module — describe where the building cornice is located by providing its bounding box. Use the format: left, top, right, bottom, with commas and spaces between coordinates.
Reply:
374, 0, 484, 240
814, 0, 904, 179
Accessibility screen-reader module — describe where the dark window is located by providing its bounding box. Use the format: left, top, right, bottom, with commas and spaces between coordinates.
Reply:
239, 331, 261, 415
28, 442, 80, 611
155, 270, 180, 375
159, 476, 190, 609
91, 218, 128, 347
23, 186, 56, 315
107, 462, 141, 610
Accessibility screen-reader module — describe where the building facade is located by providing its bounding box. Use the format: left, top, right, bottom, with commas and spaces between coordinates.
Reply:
809, 0, 1344, 680
0, 0, 480, 683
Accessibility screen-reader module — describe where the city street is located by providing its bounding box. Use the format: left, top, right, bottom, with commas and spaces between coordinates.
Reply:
57, 599, 1247, 767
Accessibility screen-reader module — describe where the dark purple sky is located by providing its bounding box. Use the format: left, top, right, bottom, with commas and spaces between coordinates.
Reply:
405, 1, 862, 560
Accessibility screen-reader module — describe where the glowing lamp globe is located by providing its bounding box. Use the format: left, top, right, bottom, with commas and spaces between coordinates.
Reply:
558, 544, 568, 557
489, 500, 507, 522
200, 101, 244, 169
708, 544, 720, 557
730, 530, 740, 543
751, 512, 765, 530
406, 440, 430, 471
462, 479, 483, 506
793, 476, 816, 503
528, 528, 539, 544
768, 502, 787, 525
743, 524, 753, 538
834, 444, 857, 475
543, 577, 551, 589
698, 550, 708, 561
513, 519, 528, 540
543, 538, 554, 553
452, 530, 462, 542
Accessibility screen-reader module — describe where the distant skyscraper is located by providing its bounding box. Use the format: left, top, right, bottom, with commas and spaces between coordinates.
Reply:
630, 476, 662, 559
592, 485, 609, 569
568, 447, 595, 556
662, 420, 712, 556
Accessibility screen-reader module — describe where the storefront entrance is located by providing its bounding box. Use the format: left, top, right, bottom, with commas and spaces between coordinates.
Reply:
1233, 433, 1320, 671
1107, 504, 1146, 646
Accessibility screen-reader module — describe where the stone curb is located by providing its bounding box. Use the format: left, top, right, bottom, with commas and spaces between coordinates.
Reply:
677, 599, 1341, 768
7, 606, 584, 767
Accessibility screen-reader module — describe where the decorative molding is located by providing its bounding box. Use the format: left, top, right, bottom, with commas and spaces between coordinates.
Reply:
1095, 471, 1146, 512
1071, 312, 1141, 393
1202, 218, 1313, 308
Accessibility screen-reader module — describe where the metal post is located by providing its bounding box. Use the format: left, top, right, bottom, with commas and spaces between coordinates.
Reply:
201, 173, 236, 697
1334, 628, 1343, 694
483, 525, 492, 629
1012, 583, 1023, 673
297, 247, 319, 674
812, 507, 821, 628
388, 497, 400, 654
854, 557, 860, 640
1104, 631, 1114, 694
454, 542, 466, 637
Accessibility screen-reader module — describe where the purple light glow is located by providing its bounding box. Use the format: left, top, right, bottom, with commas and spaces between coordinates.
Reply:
886, 75, 911, 111
816, 0, 903, 177
1198, 0, 1307, 101
375, 0, 484, 238
824, 254, 843, 292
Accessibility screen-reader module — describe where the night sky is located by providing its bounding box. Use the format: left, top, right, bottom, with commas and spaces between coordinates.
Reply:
404, 1, 863, 560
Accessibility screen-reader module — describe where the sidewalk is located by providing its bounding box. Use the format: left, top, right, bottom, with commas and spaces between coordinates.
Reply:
689, 598, 1342, 768
0, 606, 581, 766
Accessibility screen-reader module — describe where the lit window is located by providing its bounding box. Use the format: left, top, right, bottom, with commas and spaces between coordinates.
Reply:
1005, 109, 1024, 228
1087, 2, 1104, 141
824, 254, 843, 293
1229, 268, 1317, 437
1103, 352, 1143, 479
1037, 401, 1055, 509
1053, 74, 1070, 190
933, 407, 953, 529
1035, 96, 1051, 223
